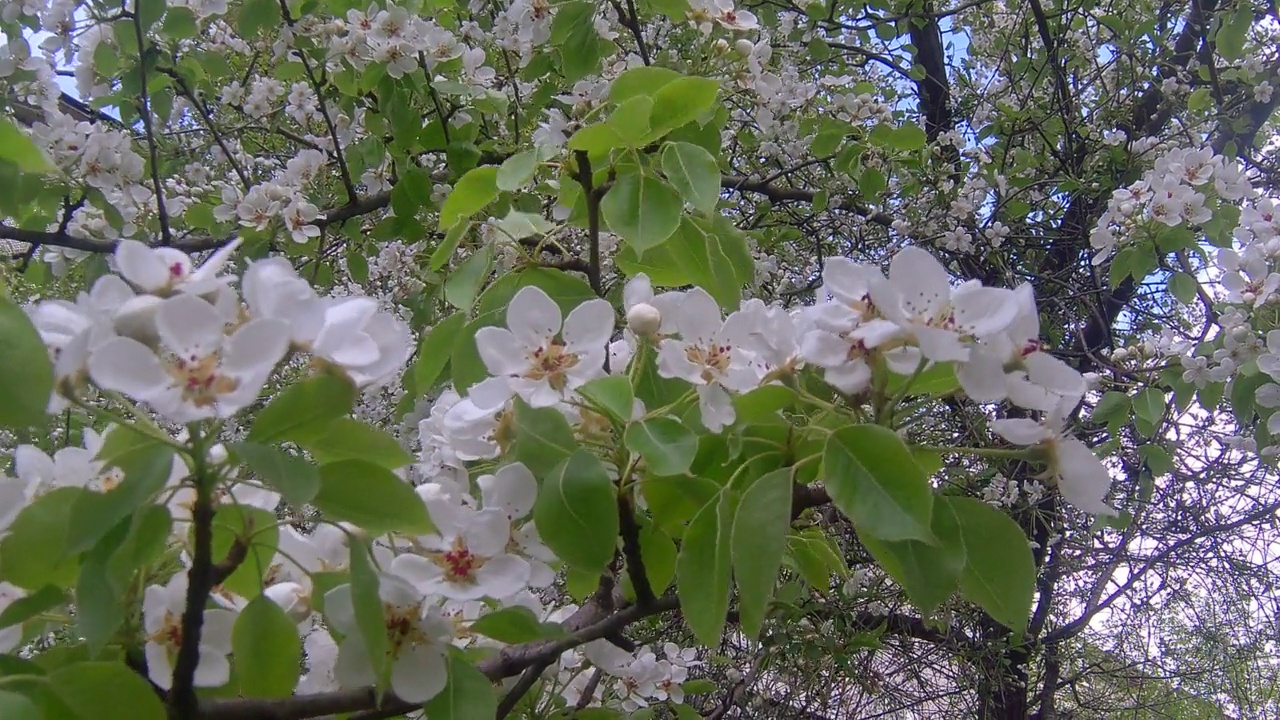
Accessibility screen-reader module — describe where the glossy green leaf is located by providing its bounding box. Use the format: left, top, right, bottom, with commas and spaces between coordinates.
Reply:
677, 491, 735, 646
314, 460, 433, 536
1216, 3, 1252, 61
0, 119, 54, 174
248, 374, 357, 444
0, 584, 65, 630
346, 541, 390, 685
577, 375, 635, 425
0, 487, 84, 589
513, 397, 579, 479
601, 172, 684, 254
49, 662, 166, 720
609, 65, 682, 103
534, 450, 618, 572
413, 311, 468, 393
0, 692, 39, 720
423, 650, 498, 720
947, 497, 1036, 630
497, 149, 539, 191
731, 468, 792, 638
303, 419, 414, 470
625, 417, 699, 476
859, 497, 965, 616
1168, 272, 1198, 304
230, 441, 320, 507
237, 0, 278, 37
67, 433, 175, 555
75, 522, 129, 656
207, 505, 279, 598
823, 425, 934, 543
0, 293, 54, 429
233, 595, 302, 698
648, 76, 720, 137
661, 141, 720, 214
638, 521, 677, 596
439, 166, 500, 229
444, 243, 493, 310
467, 606, 564, 644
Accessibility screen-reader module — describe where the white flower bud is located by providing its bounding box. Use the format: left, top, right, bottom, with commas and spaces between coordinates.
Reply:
1112, 347, 1129, 361
1083, 371, 1101, 388
1141, 340, 1156, 357
626, 302, 662, 336
727, 668, 744, 683
734, 39, 754, 57
713, 38, 730, 54
1232, 325, 1251, 340
1243, 291, 1257, 305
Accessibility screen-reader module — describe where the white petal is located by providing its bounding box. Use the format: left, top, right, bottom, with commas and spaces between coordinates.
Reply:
475, 327, 529, 376
390, 644, 447, 703
696, 383, 735, 432
334, 634, 378, 689
479, 463, 537, 519
952, 286, 1020, 338
888, 247, 950, 320
507, 286, 561, 348
464, 508, 511, 558
193, 647, 231, 687
116, 239, 171, 291
88, 337, 168, 399
914, 326, 969, 363
673, 289, 722, 345
991, 418, 1052, 446
475, 554, 531, 598
956, 353, 1009, 403
563, 299, 615, 351
157, 295, 223, 358
623, 274, 653, 309
223, 319, 290, 375
1055, 439, 1116, 515
389, 553, 442, 592
145, 642, 174, 690
201, 609, 237, 654
656, 340, 705, 384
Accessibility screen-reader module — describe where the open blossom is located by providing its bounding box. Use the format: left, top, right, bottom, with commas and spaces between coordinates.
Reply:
990, 397, 1116, 516
324, 572, 453, 703
115, 238, 241, 297
392, 488, 532, 601
657, 288, 760, 432
88, 294, 290, 423
475, 286, 614, 408
144, 573, 237, 690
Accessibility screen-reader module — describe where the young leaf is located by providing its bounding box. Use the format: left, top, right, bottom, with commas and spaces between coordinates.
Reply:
731, 468, 792, 639
576, 375, 635, 425
497, 149, 539, 191
439, 166, 500, 229
0, 487, 84, 589
248, 374, 357, 444
946, 497, 1036, 631
0, 293, 54, 429
0, 119, 54, 174
314, 460, 434, 536
534, 450, 619, 572
513, 397, 579, 479
300, 419, 415, 470
648, 77, 720, 137
422, 650, 498, 720
661, 142, 721, 214
413, 311, 468, 393
677, 491, 735, 647
233, 595, 303, 698
444, 243, 494, 310
347, 542, 390, 686
601, 172, 683, 254
467, 606, 563, 644
67, 435, 175, 554
49, 662, 166, 720
230, 441, 320, 507
858, 498, 965, 616
823, 425, 935, 543
625, 417, 699, 476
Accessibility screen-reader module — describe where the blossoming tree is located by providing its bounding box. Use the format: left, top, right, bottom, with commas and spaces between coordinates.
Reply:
0, 0, 1277, 717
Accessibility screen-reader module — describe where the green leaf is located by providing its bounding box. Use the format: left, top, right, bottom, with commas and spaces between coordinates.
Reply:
1091, 391, 1130, 427
1133, 387, 1166, 428
0, 692, 39, 720
137, 0, 166, 28
0, 119, 54, 174
638, 521, 677, 596
302, 419, 414, 470
237, 0, 278, 37
422, 650, 498, 720
823, 425, 935, 543
677, 491, 734, 646
105, 505, 171, 592
0, 585, 65, 630
248, 374, 357, 444
859, 498, 964, 615
731, 469, 792, 639
314, 460, 434, 535
627, 215, 752, 310
230, 441, 320, 507
75, 524, 128, 656
0, 294, 54, 428
1168, 272, 1198, 304
869, 123, 928, 151
859, 166, 887, 197
733, 385, 795, 422
430, 222, 471, 271
576, 375, 635, 425
946, 497, 1035, 631
513, 397, 579, 479
648, 77, 720, 137
233, 595, 302, 698
625, 417, 698, 476
444, 243, 494, 310
208, 506, 279, 598
439, 166, 500, 229
661, 142, 720, 214
49, 662, 166, 720
67, 430, 174, 556
346, 541, 390, 685
0, 488, 83, 589
497, 149, 539, 191
467, 606, 564, 644
601, 172, 683, 254
413, 311, 468, 392
1216, 3, 1252, 61
534, 450, 619, 572
610, 66, 682, 103
551, 1, 602, 82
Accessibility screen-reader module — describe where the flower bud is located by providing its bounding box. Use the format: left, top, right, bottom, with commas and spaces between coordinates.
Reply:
1243, 291, 1257, 305
712, 38, 730, 54
626, 302, 662, 336
734, 39, 754, 57
1083, 372, 1101, 388
1112, 347, 1129, 361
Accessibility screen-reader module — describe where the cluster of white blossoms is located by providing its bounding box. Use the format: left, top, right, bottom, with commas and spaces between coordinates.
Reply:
420, 245, 1114, 516
27, 239, 410, 422
1090, 146, 1253, 264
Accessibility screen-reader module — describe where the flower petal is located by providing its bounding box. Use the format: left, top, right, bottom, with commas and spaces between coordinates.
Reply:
223, 319, 290, 376
1055, 438, 1116, 515
116, 239, 171, 292
390, 644, 446, 704
990, 418, 1051, 446
507, 286, 561, 348
888, 247, 950, 320
156, 295, 223, 358
89, 337, 167, 399
563, 299, 615, 351
475, 327, 529, 376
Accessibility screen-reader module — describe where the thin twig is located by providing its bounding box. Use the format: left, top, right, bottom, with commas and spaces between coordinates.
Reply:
132, 12, 174, 246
